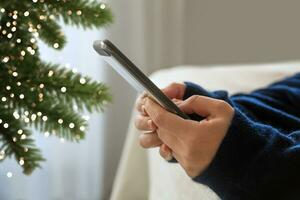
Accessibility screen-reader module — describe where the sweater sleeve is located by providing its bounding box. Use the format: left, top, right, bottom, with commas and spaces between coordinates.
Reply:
183, 73, 300, 200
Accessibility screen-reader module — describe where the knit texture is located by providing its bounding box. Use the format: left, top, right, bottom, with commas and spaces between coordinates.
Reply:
183, 73, 300, 200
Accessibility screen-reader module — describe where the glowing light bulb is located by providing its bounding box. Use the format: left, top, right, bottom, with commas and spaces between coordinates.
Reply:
24, 11, 29, 17
69, 123, 75, 129
61, 87, 67, 93
7, 172, 12, 178
53, 43, 59, 49
80, 78, 86, 84
42, 116, 48, 121
3, 123, 9, 128
100, 3, 106, 9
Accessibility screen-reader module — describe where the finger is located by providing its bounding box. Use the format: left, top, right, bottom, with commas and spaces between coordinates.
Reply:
134, 115, 157, 131
159, 144, 173, 161
139, 132, 163, 148
172, 98, 183, 106
144, 97, 185, 130
178, 95, 217, 117
144, 97, 194, 144
161, 83, 186, 100
135, 91, 148, 114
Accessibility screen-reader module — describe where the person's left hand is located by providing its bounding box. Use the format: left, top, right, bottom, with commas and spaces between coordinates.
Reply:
141, 95, 234, 177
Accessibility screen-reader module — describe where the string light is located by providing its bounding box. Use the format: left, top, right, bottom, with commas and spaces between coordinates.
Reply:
61, 87, 67, 93
44, 132, 50, 137
13, 112, 20, 119
0, 119, 2, 124
11, 27, 16, 32
39, 15, 45, 20
12, 72, 18, 77
48, 70, 54, 77
76, 10, 82, 16
79, 126, 85, 131
19, 94, 24, 99
12, 137, 17, 142
69, 123, 75, 129
39, 83, 44, 89
37, 112, 42, 116
24, 147, 28, 152
1, 97, 7, 102
0, 8, 5, 13
7, 172, 13, 178
100, 3, 106, 9
80, 78, 86, 84
82, 115, 90, 121
24, 111, 29, 116
3, 123, 9, 128
42, 116, 48, 121
31, 114, 37, 121
2, 56, 9, 63
24, 118, 30, 123
17, 129, 23, 135
16, 38, 21, 43
0, 150, 5, 160
58, 119, 63, 124
19, 158, 25, 166
24, 11, 30, 17
21, 134, 27, 140
6, 86, 11, 90
53, 43, 59, 49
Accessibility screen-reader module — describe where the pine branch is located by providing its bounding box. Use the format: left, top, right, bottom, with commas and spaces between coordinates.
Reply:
0, 106, 44, 175
0, 0, 113, 174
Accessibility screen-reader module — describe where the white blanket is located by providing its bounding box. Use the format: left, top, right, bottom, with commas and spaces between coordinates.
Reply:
110, 62, 300, 200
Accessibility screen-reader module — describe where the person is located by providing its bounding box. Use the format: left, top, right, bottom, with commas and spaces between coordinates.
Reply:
134, 73, 300, 200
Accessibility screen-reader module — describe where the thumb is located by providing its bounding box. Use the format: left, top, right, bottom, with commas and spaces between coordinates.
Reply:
178, 95, 216, 117
161, 83, 186, 100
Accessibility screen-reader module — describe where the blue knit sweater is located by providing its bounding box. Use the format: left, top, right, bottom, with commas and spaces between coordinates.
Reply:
182, 73, 300, 200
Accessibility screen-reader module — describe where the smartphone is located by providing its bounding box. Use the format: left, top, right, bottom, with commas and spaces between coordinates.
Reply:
93, 39, 190, 120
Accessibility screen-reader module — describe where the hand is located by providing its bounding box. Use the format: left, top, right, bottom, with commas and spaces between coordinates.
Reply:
134, 83, 186, 159
141, 95, 234, 177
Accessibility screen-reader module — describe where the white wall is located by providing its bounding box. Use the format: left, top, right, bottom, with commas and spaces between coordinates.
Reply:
185, 0, 300, 65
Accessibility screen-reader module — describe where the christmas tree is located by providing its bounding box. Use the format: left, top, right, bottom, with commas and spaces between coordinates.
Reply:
0, 0, 113, 174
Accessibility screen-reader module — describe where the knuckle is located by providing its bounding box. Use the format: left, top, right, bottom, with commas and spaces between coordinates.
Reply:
214, 100, 234, 114
214, 100, 227, 111
152, 113, 165, 126
189, 95, 201, 105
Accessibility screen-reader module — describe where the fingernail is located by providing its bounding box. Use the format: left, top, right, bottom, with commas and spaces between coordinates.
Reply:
165, 153, 173, 161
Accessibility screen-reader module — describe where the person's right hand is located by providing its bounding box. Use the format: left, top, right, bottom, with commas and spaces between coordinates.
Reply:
134, 83, 186, 160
